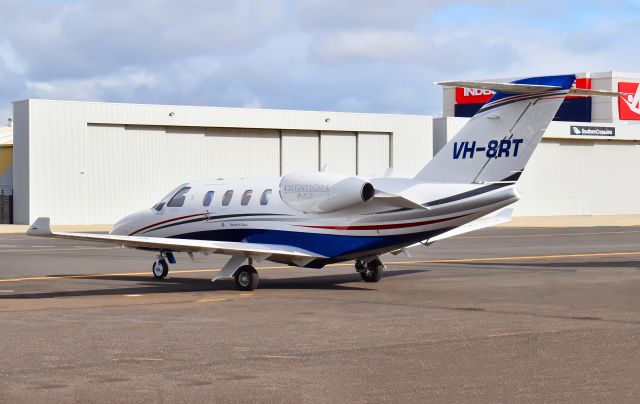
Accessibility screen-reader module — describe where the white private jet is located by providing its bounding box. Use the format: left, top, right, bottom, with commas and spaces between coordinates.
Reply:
27, 74, 626, 290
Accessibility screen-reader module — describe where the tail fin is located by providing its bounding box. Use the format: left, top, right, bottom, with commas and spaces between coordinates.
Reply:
416, 75, 576, 184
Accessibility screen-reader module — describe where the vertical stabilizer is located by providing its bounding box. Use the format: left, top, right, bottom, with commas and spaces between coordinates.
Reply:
416, 75, 576, 184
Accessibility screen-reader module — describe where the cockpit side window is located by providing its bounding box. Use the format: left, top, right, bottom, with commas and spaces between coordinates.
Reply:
167, 187, 191, 208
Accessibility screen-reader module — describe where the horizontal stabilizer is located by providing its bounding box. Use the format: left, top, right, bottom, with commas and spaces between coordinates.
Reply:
438, 80, 630, 98
373, 191, 429, 211
567, 88, 631, 98
437, 80, 561, 94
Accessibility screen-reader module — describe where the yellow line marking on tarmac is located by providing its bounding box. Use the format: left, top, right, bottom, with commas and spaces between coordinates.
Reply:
239, 293, 254, 297
2, 250, 640, 284
124, 294, 143, 297
197, 298, 228, 303
489, 332, 530, 337
386, 251, 640, 265
0, 246, 118, 254
456, 229, 640, 239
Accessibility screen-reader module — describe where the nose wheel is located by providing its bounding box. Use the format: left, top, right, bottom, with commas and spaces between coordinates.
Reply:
152, 258, 169, 279
234, 265, 259, 291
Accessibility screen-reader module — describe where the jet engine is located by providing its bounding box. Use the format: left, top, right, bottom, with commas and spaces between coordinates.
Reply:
279, 171, 375, 213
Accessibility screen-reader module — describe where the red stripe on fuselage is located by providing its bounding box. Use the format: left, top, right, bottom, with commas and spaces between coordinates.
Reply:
129, 212, 205, 236
297, 214, 470, 231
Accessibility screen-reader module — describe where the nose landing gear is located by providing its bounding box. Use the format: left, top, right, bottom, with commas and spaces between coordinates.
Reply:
152, 258, 169, 279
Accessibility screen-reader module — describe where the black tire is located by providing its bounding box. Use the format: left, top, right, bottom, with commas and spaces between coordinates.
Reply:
360, 260, 384, 282
152, 258, 169, 279
234, 265, 259, 291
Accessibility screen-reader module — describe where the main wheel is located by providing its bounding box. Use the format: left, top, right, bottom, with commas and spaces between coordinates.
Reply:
152, 258, 169, 279
355, 259, 367, 272
360, 260, 384, 282
234, 265, 259, 291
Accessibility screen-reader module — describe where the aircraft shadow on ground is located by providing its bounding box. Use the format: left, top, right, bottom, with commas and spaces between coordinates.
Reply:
0, 269, 423, 299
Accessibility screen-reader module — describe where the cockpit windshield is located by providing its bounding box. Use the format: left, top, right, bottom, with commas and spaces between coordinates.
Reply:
167, 187, 191, 208
153, 183, 188, 211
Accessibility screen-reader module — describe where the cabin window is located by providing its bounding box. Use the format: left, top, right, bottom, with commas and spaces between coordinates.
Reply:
260, 189, 272, 205
222, 190, 234, 206
166, 187, 191, 208
241, 190, 253, 206
203, 191, 214, 207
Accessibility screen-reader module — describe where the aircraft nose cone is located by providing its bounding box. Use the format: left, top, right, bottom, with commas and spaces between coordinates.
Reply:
110, 212, 140, 236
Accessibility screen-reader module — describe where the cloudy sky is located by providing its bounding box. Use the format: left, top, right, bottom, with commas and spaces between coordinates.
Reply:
1, 0, 639, 123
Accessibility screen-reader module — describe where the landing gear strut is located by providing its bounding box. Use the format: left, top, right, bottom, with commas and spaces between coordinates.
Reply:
234, 265, 259, 291
152, 256, 169, 279
356, 258, 385, 283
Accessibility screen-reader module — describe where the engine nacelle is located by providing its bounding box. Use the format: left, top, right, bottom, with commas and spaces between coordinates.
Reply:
280, 171, 375, 213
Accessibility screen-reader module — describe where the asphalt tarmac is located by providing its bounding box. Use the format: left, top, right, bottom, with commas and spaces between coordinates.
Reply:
1, 226, 640, 402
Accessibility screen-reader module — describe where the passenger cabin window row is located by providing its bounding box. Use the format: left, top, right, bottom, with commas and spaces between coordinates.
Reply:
201, 188, 272, 207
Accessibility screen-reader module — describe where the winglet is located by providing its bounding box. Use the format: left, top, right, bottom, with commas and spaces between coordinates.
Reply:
27, 217, 53, 237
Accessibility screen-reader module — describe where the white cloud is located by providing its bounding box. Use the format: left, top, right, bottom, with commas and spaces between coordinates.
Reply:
296, 0, 438, 29
0, 40, 26, 75
0, 0, 639, 125
26, 69, 159, 101
336, 96, 370, 112
309, 31, 427, 64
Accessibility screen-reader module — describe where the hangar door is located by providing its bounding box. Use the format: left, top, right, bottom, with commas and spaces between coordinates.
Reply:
85, 124, 280, 224
358, 132, 391, 176
319, 131, 391, 176
283, 130, 391, 176
281, 130, 319, 174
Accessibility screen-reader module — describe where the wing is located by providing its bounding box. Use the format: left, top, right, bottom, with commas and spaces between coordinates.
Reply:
27, 217, 325, 265
390, 208, 513, 255
426, 208, 512, 243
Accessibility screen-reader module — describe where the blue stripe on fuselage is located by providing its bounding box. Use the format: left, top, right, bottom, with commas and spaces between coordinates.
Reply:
168, 228, 450, 261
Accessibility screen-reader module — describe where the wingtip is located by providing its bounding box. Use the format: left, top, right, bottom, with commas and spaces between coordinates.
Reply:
27, 217, 52, 236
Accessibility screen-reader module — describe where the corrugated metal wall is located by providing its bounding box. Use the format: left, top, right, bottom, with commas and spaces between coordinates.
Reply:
83, 125, 391, 223
15, 100, 430, 224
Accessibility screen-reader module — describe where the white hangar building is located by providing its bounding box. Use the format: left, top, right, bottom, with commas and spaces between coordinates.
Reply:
10, 71, 640, 224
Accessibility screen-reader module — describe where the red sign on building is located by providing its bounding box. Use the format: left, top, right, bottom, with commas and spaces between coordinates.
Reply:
618, 82, 640, 120
455, 87, 494, 104
566, 77, 591, 99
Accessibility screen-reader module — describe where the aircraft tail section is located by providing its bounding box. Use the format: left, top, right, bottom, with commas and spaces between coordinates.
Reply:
416, 75, 576, 184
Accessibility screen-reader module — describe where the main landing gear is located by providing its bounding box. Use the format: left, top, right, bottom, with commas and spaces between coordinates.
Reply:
211, 256, 260, 291
355, 257, 385, 283
234, 265, 259, 291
